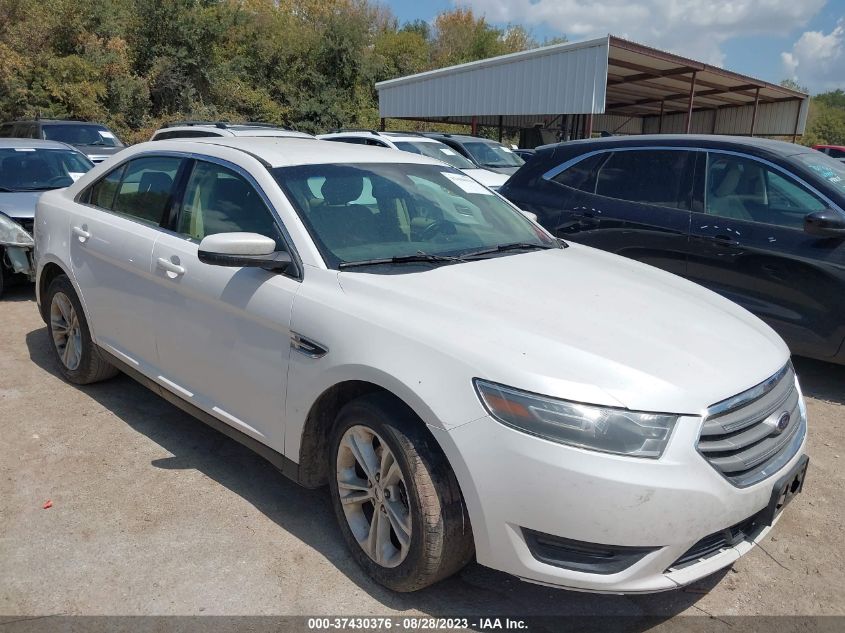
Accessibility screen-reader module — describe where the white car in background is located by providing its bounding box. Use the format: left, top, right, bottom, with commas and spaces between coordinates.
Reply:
318, 130, 509, 190
150, 121, 314, 141
34, 137, 808, 594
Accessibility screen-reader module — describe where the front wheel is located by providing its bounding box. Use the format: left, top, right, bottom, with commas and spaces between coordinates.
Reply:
45, 275, 119, 384
328, 393, 474, 592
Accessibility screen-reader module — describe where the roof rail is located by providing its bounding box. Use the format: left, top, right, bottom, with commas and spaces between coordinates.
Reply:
329, 128, 381, 136
239, 121, 296, 130
161, 120, 222, 129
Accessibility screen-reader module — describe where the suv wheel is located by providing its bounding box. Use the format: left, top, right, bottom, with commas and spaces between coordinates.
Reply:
328, 393, 474, 592
46, 275, 119, 384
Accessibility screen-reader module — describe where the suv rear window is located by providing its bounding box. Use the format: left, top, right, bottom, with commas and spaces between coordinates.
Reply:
153, 130, 222, 140
43, 124, 123, 147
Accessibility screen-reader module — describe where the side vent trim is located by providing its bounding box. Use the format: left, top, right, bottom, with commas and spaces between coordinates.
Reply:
290, 332, 328, 358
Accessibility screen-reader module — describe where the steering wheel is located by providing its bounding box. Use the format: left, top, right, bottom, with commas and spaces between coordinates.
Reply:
420, 220, 451, 240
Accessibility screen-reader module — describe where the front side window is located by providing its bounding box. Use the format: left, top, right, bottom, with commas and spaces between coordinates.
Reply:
0, 148, 93, 192
87, 164, 125, 209
273, 163, 553, 269
594, 150, 693, 210
176, 160, 285, 249
463, 142, 524, 168
110, 156, 182, 225
393, 141, 476, 169
705, 153, 826, 229
43, 124, 123, 147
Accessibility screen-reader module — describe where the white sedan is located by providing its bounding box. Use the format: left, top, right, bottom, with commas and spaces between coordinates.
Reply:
34, 137, 808, 593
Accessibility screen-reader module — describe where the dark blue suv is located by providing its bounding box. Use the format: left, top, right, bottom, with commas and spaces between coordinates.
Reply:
500, 135, 845, 364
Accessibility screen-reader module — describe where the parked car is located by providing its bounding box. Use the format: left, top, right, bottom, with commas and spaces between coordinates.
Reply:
0, 139, 93, 296
813, 144, 845, 162
422, 132, 525, 175
317, 130, 508, 190
35, 137, 808, 594
150, 121, 314, 141
0, 119, 124, 163
501, 134, 845, 364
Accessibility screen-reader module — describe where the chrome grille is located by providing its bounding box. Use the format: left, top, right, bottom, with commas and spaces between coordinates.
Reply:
698, 364, 805, 488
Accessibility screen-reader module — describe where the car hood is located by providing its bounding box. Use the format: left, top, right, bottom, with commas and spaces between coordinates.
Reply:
461, 168, 509, 188
336, 244, 788, 415
0, 191, 40, 220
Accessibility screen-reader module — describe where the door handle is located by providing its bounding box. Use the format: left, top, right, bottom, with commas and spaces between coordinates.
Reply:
72, 225, 91, 241
713, 234, 739, 247
156, 257, 185, 276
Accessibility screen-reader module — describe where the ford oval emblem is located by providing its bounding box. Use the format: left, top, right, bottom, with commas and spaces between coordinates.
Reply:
775, 412, 791, 433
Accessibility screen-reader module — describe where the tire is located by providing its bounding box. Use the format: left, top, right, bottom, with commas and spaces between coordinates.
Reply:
328, 393, 474, 592
45, 274, 119, 385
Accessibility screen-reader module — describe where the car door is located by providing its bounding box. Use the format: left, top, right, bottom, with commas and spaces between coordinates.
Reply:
687, 150, 845, 359
70, 154, 185, 371
150, 157, 301, 451
542, 148, 694, 277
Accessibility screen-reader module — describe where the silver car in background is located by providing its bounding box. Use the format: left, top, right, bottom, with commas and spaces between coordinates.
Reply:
0, 139, 93, 296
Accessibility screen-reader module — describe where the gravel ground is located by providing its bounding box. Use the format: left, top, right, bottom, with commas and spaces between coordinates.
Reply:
1, 284, 843, 622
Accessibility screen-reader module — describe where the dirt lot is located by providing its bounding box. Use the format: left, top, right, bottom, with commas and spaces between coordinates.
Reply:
1, 284, 844, 623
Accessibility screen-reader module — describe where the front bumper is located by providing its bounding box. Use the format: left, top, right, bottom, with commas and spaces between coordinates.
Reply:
432, 412, 807, 593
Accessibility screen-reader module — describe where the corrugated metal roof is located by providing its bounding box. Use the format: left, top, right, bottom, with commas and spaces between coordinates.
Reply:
376, 37, 609, 117
376, 35, 809, 137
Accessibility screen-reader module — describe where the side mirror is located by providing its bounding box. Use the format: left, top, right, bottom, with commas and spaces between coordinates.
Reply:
198, 232, 292, 271
804, 209, 845, 237
520, 209, 539, 223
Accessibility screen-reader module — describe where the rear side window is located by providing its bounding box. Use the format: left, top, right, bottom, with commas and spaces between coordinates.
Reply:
829, 148, 845, 159
110, 156, 182, 225
594, 150, 693, 210
550, 154, 607, 192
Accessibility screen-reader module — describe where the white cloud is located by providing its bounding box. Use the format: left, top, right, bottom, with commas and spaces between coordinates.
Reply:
781, 20, 845, 92
465, 0, 826, 67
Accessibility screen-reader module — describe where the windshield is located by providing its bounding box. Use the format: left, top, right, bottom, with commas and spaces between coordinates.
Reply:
393, 141, 476, 170
794, 152, 845, 196
273, 163, 554, 269
42, 124, 123, 147
0, 148, 93, 191
463, 141, 524, 168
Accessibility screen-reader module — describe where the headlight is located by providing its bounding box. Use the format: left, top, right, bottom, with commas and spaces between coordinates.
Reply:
474, 380, 678, 458
0, 213, 34, 247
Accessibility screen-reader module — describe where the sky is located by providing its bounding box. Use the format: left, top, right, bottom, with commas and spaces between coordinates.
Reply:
387, 0, 845, 94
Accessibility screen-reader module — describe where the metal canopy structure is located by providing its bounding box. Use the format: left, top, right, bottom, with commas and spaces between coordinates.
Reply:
376, 35, 809, 140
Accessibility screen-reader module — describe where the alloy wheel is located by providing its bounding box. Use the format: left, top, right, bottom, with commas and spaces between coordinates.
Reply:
50, 291, 82, 371
336, 425, 412, 568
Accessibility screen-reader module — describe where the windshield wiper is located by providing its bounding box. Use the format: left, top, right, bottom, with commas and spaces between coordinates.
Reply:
338, 252, 463, 269
459, 242, 558, 259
